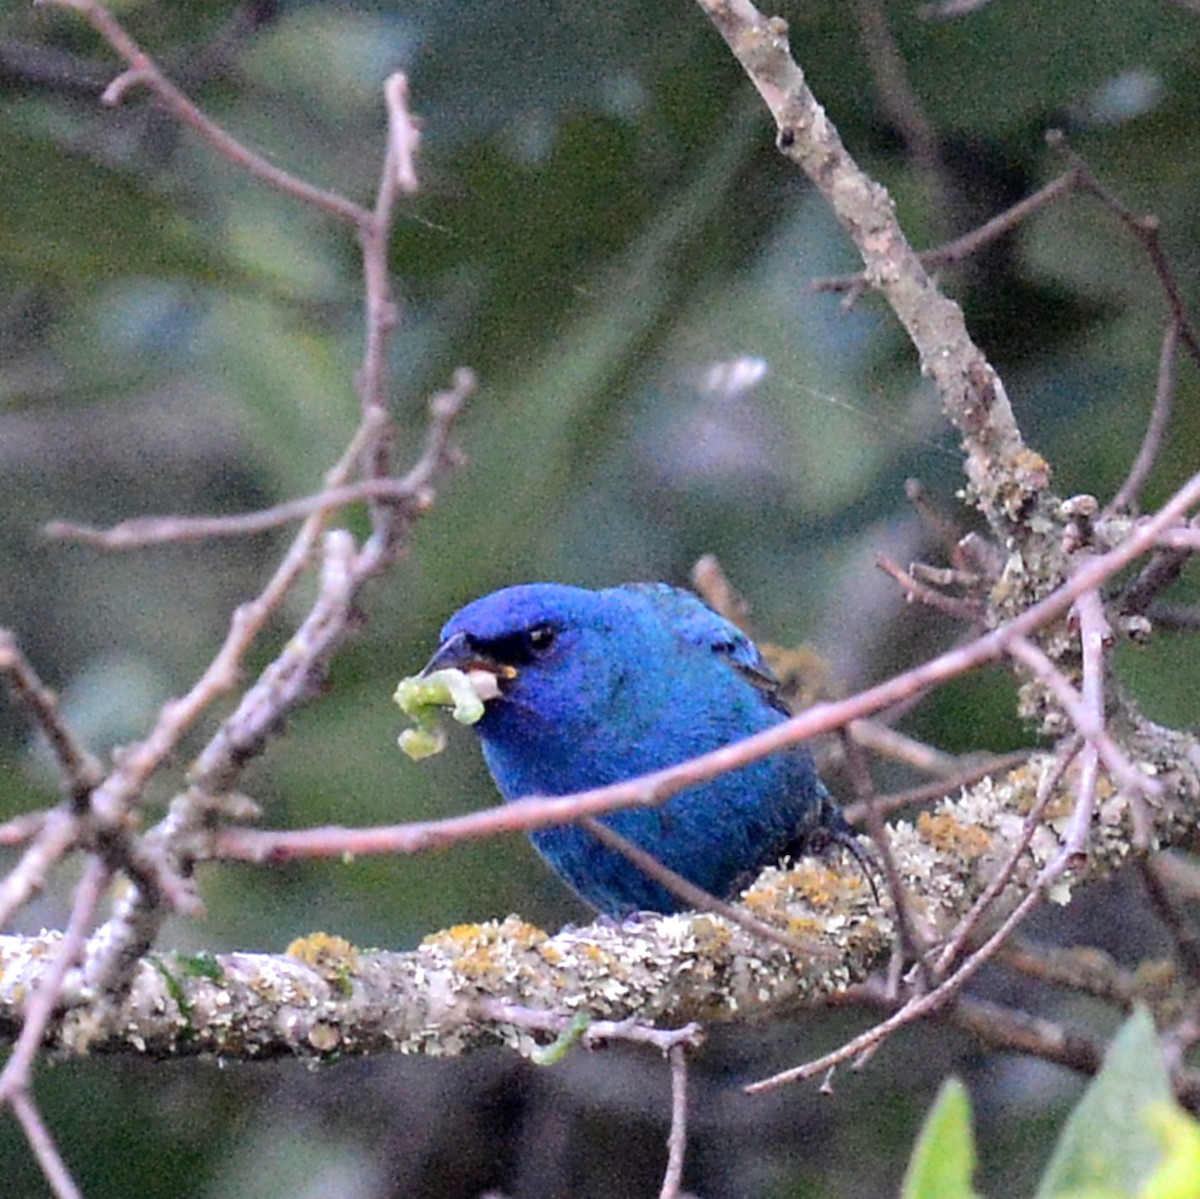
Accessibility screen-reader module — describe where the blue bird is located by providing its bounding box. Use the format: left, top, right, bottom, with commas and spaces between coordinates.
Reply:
422, 582, 860, 916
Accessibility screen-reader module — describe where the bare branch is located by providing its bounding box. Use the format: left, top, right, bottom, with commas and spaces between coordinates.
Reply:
842, 749, 1034, 825
932, 741, 1080, 978
0, 857, 109, 1101
43, 478, 449, 549
0, 810, 80, 930
947, 997, 1103, 1077
694, 0, 1039, 542
0, 631, 102, 805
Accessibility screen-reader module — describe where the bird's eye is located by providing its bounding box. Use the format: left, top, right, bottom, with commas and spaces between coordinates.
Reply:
526, 624, 556, 655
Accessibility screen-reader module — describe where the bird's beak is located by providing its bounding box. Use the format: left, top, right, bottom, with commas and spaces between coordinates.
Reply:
421, 632, 516, 701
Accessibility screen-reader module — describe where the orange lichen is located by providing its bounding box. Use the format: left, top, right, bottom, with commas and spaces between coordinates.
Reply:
785, 916, 824, 939
424, 918, 548, 953
917, 811, 993, 858
420, 917, 553, 985
741, 860, 866, 918
285, 932, 360, 978
785, 861, 866, 907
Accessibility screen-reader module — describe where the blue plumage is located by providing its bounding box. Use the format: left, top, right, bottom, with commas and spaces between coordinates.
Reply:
424, 582, 853, 916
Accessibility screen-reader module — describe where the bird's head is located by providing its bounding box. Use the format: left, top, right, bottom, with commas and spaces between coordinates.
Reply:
419, 584, 627, 746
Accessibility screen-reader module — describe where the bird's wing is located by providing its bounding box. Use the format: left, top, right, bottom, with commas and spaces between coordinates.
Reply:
625, 583, 792, 717
712, 633, 793, 718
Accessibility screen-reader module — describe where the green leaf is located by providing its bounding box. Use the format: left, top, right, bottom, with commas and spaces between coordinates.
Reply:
1139, 1103, 1200, 1199
1036, 1007, 1174, 1199
902, 1078, 981, 1199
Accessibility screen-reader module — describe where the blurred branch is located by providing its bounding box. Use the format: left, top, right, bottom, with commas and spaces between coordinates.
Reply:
1108, 320, 1180, 515
1050, 130, 1200, 370
849, 0, 945, 218
946, 997, 1105, 1075
43, 477, 452, 548
1118, 514, 1199, 617
37, 0, 369, 225
812, 169, 1079, 294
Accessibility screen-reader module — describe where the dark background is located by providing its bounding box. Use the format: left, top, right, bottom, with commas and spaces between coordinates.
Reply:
2, 1, 1199, 1195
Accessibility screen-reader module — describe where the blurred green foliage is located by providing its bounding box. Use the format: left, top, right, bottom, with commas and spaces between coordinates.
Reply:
2, 0, 1200, 1195
903, 1010, 1200, 1199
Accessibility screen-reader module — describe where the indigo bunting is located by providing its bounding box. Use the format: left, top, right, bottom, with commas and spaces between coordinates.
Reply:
421, 582, 858, 916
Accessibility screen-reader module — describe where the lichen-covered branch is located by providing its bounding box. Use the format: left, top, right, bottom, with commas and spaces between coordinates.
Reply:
3, 743, 1196, 1062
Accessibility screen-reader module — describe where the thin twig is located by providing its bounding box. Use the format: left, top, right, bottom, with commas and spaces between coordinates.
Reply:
1119, 519, 1198, 617
1050, 130, 1200, 370
0, 810, 47, 848
1007, 634, 1147, 799
469, 999, 705, 1054
837, 728, 925, 990
749, 727, 1107, 1094
0, 856, 109, 1103
578, 818, 844, 962
1145, 601, 1200, 630
1108, 320, 1180, 515
1137, 855, 1200, 984
996, 938, 1137, 1007
842, 749, 1033, 825
354, 72, 417, 492
189, 370, 471, 796
746, 865, 1048, 1092
863, 793, 929, 991
847, 721, 964, 776
660, 1045, 690, 1199
0, 809, 80, 931
932, 741, 1080, 978
877, 555, 983, 621
37, 0, 369, 226
812, 171, 1079, 294
948, 996, 1103, 1077
690, 554, 752, 630
0, 631, 102, 805
43, 478, 444, 549
850, 0, 945, 217
9, 1090, 84, 1199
